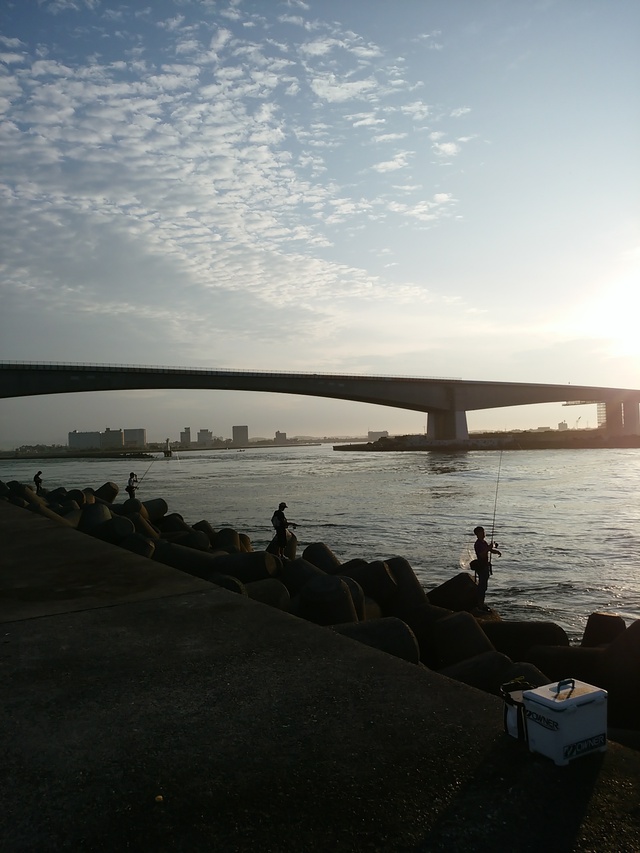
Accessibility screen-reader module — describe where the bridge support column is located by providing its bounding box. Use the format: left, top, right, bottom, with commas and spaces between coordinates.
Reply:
622, 401, 640, 435
605, 402, 624, 435
426, 411, 469, 441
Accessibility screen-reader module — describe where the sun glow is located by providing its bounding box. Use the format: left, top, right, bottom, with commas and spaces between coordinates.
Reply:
572, 266, 640, 361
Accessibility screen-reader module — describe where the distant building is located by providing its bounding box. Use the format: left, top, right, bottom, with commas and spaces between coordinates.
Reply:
180, 427, 191, 447
124, 428, 146, 448
68, 430, 101, 450
232, 425, 249, 445
368, 430, 389, 441
197, 428, 213, 447
558, 421, 568, 431
274, 431, 287, 445
100, 428, 124, 449
597, 403, 607, 428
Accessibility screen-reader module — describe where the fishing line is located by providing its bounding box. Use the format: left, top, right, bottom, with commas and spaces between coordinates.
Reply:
489, 450, 504, 566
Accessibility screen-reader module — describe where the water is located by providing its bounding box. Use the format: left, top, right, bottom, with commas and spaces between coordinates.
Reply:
4, 445, 640, 642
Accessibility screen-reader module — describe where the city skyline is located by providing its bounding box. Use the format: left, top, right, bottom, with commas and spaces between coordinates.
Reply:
1, 1, 638, 447
7, 409, 594, 453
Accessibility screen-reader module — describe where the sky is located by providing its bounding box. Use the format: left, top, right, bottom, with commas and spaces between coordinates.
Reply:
0, 0, 638, 447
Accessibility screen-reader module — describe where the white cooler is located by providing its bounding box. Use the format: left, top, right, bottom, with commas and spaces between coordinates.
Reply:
522, 678, 607, 766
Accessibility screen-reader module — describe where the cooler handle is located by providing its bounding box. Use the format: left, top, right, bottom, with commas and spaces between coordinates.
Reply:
555, 678, 575, 694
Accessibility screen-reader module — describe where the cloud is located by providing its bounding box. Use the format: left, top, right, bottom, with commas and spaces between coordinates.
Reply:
309, 72, 379, 102
1, 0, 480, 376
371, 152, 411, 172
432, 141, 460, 157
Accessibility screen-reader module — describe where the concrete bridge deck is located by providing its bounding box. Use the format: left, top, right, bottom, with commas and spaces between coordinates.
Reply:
2, 500, 640, 852
2, 361, 640, 439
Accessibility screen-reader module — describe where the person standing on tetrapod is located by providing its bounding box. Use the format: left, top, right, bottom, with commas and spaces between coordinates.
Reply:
126, 472, 139, 500
471, 525, 501, 612
271, 502, 297, 559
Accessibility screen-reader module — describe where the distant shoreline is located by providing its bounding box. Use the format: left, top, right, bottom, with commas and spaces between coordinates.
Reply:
0, 442, 326, 461
334, 431, 640, 452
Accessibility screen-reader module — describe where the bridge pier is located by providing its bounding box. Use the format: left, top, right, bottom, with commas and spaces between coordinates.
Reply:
623, 401, 640, 435
603, 401, 640, 435
426, 411, 469, 441
605, 402, 624, 435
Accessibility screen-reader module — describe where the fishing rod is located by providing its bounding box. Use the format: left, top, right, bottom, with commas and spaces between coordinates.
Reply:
489, 450, 504, 569
137, 458, 156, 487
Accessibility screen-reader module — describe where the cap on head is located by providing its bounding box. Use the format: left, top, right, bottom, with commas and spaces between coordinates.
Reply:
279, 502, 287, 509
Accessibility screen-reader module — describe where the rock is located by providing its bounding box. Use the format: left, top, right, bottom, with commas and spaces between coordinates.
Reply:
77, 502, 113, 533
238, 533, 253, 553
27, 503, 74, 527
434, 611, 496, 667
336, 575, 365, 621
244, 579, 290, 610
401, 602, 455, 668
164, 529, 211, 552
293, 575, 358, 626
140, 498, 168, 522
427, 572, 479, 612
302, 542, 342, 573
129, 512, 160, 540
277, 557, 326, 596
91, 515, 136, 545
598, 619, 640, 730
581, 612, 627, 647
331, 618, 421, 665
209, 551, 280, 584
156, 512, 191, 533
525, 645, 604, 686
481, 621, 570, 662
384, 556, 429, 619
119, 533, 156, 559
192, 519, 217, 547
94, 482, 119, 503
439, 651, 519, 695
339, 560, 398, 611
66, 489, 87, 507
212, 527, 242, 554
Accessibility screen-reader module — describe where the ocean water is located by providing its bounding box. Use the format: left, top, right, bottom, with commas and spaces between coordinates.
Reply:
4, 444, 640, 642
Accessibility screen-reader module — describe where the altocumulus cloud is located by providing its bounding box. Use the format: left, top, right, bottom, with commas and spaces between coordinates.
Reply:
0, 0, 476, 367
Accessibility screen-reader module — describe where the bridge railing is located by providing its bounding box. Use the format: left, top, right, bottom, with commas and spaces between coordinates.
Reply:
0, 361, 460, 382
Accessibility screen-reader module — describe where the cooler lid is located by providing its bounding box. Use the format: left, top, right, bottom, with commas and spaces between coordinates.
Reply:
523, 678, 607, 710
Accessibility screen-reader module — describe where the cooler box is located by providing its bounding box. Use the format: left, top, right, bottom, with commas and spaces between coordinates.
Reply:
522, 678, 607, 766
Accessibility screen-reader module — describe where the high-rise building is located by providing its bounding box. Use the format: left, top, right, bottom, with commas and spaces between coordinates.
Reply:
100, 428, 124, 449
197, 429, 213, 447
274, 431, 287, 444
180, 427, 191, 447
124, 429, 147, 448
68, 430, 101, 450
232, 425, 249, 445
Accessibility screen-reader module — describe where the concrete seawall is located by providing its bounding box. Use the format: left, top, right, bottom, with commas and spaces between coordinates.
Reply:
2, 499, 640, 852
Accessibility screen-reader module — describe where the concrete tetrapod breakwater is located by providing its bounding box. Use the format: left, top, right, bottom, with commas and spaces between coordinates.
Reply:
3, 477, 639, 733
2, 480, 640, 852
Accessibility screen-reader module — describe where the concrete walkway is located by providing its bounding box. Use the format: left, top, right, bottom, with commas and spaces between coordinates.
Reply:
1, 500, 639, 852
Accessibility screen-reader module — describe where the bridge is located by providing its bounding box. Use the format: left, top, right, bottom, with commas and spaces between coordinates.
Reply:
1, 361, 640, 440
